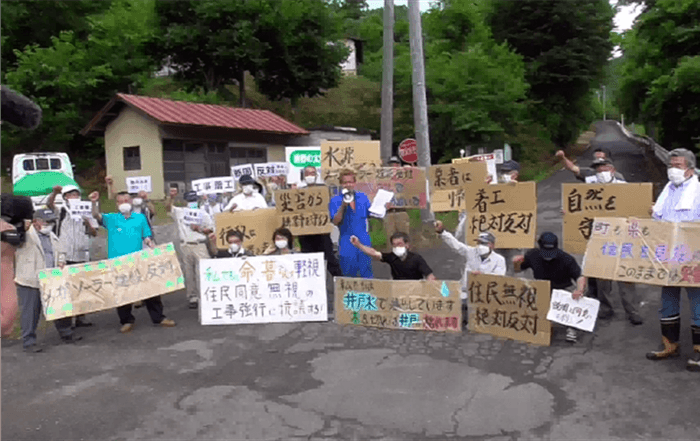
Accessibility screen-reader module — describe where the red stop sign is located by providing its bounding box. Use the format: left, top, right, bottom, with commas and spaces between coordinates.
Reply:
398, 138, 418, 163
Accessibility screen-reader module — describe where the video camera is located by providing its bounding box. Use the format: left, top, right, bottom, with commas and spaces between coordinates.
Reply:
342, 188, 355, 203
1, 194, 35, 246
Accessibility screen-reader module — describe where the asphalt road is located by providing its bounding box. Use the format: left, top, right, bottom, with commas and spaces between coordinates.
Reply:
2, 121, 698, 441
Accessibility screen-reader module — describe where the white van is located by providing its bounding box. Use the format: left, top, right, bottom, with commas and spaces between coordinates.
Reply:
12, 153, 75, 208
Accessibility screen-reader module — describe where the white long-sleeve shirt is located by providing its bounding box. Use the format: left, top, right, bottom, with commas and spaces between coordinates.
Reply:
439, 230, 506, 298
223, 193, 268, 212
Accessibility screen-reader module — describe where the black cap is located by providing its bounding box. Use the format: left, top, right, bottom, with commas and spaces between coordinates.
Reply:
184, 191, 199, 202
591, 157, 613, 168
239, 174, 263, 193
538, 232, 558, 260
34, 207, 57, 222
500, 160, 520, 172
388, 156, 401, 164
476, 231, 496, 244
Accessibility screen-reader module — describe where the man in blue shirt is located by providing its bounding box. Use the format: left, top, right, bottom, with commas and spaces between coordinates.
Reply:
646, 148, 700, 372
90, 190, 176, 333
329, 169, 373, 278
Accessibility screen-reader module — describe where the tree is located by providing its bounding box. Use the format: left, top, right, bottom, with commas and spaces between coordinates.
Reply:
489, 0, 615, 147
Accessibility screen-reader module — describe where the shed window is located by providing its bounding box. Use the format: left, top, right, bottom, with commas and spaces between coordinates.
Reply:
123, 146, 141, 171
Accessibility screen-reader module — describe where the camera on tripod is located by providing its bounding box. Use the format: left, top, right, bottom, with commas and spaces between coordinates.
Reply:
1, 194, 35, 246
342, 188, 355, 203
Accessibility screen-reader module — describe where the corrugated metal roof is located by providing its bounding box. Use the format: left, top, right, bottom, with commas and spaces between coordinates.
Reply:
116, 93, 308, 135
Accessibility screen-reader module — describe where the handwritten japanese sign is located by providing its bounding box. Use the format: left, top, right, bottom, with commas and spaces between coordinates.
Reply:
466, 182, 537, 249
323, 166, 428, 209
428, 162, 488, 212
452, 155, 498, 182
582, 217, 700, 287
199, 253, 327, 325
562, 183, 653, 254
231, 164, 255, 181
192, 177, 235, 195
546, 289, 600, 332
254, 162, 289, 178
334, 278, 462, 333
38, 243, 184, 321
274, 187, 333, 235
320, 140, 381, 169
66, 199, 92, 221
214, 208, 281, 256
182, 208, 203, 226
467, 273, 551, 346
126, 176, 152, 193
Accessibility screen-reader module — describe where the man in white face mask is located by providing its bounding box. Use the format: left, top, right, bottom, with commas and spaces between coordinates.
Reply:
349, 231, 436, 281
648, 148, 700, 372
223, 174, 268, 212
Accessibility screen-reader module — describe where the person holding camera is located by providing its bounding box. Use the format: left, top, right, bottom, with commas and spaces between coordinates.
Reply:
329, 169, 374, 278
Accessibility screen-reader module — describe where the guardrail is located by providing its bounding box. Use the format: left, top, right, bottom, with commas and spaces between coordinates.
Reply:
616, 121, 700, 175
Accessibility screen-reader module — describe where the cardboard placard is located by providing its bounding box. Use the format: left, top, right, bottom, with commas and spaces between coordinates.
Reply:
67, 199, 92, 220
465, 182, 537, 248
334, 277, 462, 333
199, 253, 327, 325
38, 243, 184, 321
274, 186, 333, 235
547, 289, 600, 332
126, 176, 152, 193
192, 177, 235, 195
452, 156, 497, 182
322, 166, 428, 209
467, 273, 551, 346
429, 162, 488, 212
214, 208, 281, 256
254, 162, 289, 178
320, 140, 381, 169
562, 183, 653, 254
582, 217, 700, 287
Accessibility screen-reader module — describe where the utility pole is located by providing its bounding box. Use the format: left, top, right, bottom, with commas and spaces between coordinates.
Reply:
602, 85, 606, 121
380, 0, 394, 163
407, 0, 433, 221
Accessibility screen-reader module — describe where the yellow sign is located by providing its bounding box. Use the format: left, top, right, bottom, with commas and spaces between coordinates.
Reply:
274, 187, 333, 235
214, 208, 281, 255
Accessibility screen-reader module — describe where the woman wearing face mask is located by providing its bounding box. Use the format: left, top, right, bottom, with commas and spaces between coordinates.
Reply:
206, 229, 254, 258
223, 175, 268, 212
265, 228, 295, 255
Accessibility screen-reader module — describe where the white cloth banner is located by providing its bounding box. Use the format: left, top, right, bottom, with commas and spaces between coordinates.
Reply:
199, 253, 328, 325
192, 177, 235, 195
126, 176, 152, 193
546, 289, 600, 332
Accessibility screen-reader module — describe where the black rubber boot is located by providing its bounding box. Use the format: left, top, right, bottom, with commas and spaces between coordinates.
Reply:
646, 315, 681, 360
686, 325, 700, 372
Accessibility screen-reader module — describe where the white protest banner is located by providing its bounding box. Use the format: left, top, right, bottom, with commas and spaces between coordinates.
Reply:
182, 209, 203, 226
231, 164, 256, 182
38, 243, 184, 320
192, 177, 235, 195
254, 162, 289, 178
199, 252, 327, 325
546, 289, 600, 332
286, 146, 321, 185
67, 199, 92, 221
126, 176, 152, 193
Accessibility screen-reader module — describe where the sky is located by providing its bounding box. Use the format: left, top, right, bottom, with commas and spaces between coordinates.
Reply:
365, 0, 643, 33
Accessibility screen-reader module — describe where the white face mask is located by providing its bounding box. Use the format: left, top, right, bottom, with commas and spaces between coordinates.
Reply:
132, 198, 143, 206
304, 175, 316, 184
228, 243, 240, 254
275, 240, 288, 250
40, 225, 53, 235
477, 244, 491, 256
269, 183, 278, 191
668, 167, 687, 185
501, 174, 512, 183
118, 203, 132, 214
596, 171, 612, 183
393, 246, 407, 258
242, 185, 254, 195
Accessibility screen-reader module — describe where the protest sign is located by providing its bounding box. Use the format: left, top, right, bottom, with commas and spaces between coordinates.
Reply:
182, 208, 203, 226
199, 253, 327, 325
38, 243, 184, 321
582, 217, 700, 287
562, 183, 653, 254
274, 186, 333, 235
254, 162, 289, 178
467, 273, 551, 346
214, 208, 281, 255
465, 182, 537, 248
320, 140, 381, 169
67, 199, 92, 221
334, 278, 462, 333
126, 176, 152, 193
546, 289, 600, 332
192, 177, 235, 195
428, 162, 488, 212
231, 164, 256, 182
285, 147, 321, 185
452, 155, 498, 182
322, 166, 428, 209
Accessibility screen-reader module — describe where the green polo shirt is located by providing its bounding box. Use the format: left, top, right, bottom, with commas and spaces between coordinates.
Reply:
102, 212, 152, 258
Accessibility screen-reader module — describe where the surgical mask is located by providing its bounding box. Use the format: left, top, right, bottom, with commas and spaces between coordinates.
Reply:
501, 174, 512, 183
275, 240, 288, 249
40, 225, 53, 235
668, 167, 687, 185
228, 243, 240, 254
596, 171, 612, 183
393, 246, 407, 258
132, 198, 143, 206
188, 202, 199, 209
269, 183, 279, 191
304, 176, 316, 185
477, 244, 490, 256
242, 185, 254, 195
118, 203, 132, 214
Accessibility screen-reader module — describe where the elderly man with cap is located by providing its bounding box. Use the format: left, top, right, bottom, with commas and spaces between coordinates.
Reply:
383, 156, 411, 248
513, 232, 586, 343
14, 208, 81, 352
556, 146, 625, 182
166, 188, 214, 309
224, 174, 268, 212
47, 184, 98, 328
647, 148, 700, 371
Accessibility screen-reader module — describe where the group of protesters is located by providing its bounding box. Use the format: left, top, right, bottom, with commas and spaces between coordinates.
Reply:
6, 146, 700, 372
